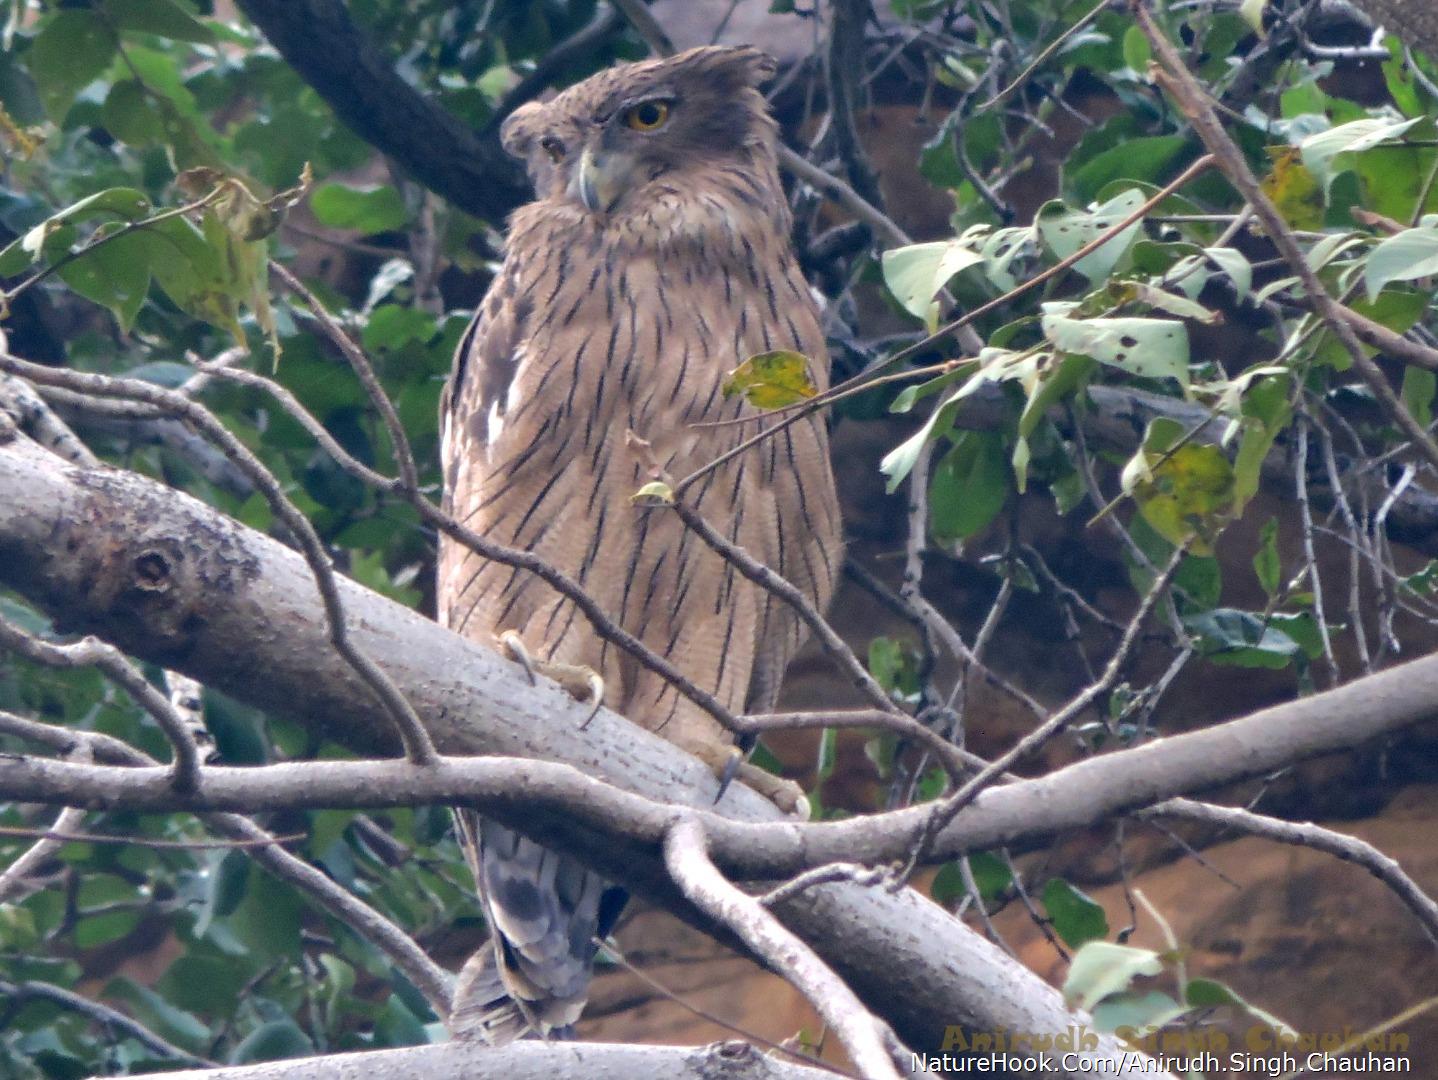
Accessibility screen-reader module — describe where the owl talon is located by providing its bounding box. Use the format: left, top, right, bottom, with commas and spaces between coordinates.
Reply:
700, 744, 810, 819
496, 630, 539, 686
496, 631, 604, 722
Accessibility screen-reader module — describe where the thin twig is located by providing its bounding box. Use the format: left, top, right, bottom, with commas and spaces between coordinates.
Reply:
0, 979, 215, 1068
1145, 798, 1438, 947
0, 615, 201, 791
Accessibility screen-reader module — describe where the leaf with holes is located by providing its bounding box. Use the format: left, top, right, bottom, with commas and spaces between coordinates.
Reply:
1042, 309, 1190, 387
1035, 189, 1145, 282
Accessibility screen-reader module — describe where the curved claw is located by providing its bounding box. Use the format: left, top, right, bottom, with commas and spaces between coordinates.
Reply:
496, 630, 538, 686
577, 671, 606, 730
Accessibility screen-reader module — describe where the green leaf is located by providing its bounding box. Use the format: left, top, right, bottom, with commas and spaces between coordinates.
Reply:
363, 305, 439, 352
1365, 224, 1438, 300
229, 1020, 313, 1064
721, 350, 819, 409
1185, 978, 1297, 1037
1042, 878, 1108, 949
28, 11, 117, 120
968, 852, 1013, 901
310, 184, 409, 234
1069, 137, 1188, 205
1204, 246, 1253, 298
881, 240, 985, 323
1300, 116, 1420, 190
1042, 308, 1190, 386
1062, 941, 1163, 1011
930, 430, 1009, 540
1121, 25, 1152, 73
630, 480, 674, 505
1091, 991, 1188, 1036
1253, 517, 1281, 597
1183, 608, 1302, 669
56, 229, 152, 332
101, 79, 166, 145
105, 0, 216, 43
1035, 189, 1146, 282
816, 727, 838, 781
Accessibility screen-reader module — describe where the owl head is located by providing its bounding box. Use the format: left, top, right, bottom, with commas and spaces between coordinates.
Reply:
499, 46, 778, 214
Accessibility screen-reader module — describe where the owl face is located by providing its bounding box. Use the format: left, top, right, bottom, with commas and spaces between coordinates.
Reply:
499, 46, 778, 216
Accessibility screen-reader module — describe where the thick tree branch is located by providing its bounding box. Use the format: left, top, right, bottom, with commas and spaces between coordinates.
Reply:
232, 0, 527, 221
0, 433, 1163, 1074
122, 1039, 836, 1080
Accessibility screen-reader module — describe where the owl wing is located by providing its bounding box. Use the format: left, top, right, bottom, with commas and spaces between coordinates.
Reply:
441, 282, 628, 1043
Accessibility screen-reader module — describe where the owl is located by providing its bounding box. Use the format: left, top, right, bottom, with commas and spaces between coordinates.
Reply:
437, 44, 842, 1042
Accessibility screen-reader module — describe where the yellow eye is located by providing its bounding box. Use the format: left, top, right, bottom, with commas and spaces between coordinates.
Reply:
624, 100, 670, 131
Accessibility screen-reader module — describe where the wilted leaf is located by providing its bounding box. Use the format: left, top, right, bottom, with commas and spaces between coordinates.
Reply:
881, 240, 985, 321
1063, 941, 1164, 1011
722, 350, 819, 409
630, 480, 674, 505
1261, 147, 1324, 230
1121, 418, 1235, 554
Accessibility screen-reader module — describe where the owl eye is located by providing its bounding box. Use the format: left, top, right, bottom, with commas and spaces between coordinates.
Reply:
623, 100, 671, 132
539, 135, 565, 163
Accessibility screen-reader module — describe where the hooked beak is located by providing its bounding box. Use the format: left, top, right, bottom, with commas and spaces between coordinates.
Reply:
572, 147, 624, 214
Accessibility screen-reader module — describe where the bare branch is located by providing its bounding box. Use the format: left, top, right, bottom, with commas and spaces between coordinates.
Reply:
1145, 799, 1438, 946
665, 817, 904, 1080
0, 614, 202, 791
121, 1038, 838, 1080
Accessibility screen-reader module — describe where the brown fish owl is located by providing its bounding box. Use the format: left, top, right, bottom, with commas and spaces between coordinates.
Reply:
437, 45, 842, 1041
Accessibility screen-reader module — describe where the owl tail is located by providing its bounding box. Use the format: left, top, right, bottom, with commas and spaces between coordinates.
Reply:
449, 943, 533, 1045
449, 812, 628, 1044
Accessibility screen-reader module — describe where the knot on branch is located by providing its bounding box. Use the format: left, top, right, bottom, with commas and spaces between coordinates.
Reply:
132, 549, 174, 592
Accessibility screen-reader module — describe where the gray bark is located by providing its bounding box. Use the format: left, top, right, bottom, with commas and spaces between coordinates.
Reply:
0, 433, 1168, 1075
115, 1040, 835, 1080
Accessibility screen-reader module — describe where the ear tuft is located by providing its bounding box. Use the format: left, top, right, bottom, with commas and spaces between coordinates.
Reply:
673, 45, 778, 88
500, 101, 548, 160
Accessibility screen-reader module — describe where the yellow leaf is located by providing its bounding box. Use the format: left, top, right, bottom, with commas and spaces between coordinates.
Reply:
1130, 443, 1235, 556
1260, 147, 1324, 231
630, 480, 674, 505
721, 350, 819, 410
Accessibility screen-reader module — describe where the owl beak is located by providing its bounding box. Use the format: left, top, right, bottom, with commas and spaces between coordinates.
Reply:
573, 147, 622, 214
